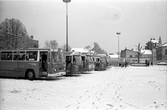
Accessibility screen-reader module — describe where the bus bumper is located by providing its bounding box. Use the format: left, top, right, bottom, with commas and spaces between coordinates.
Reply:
47, 72, 66, 77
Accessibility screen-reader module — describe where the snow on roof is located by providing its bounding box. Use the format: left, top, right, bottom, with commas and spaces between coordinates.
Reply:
161, 42, 167, 47
133, 49, 140, 52
71, 48, 89, 53
109, 54, 119, 58
97, 54, 106, 57
133, 49, 152, 54
151, 39, 159, 43
141, 49, 152, 54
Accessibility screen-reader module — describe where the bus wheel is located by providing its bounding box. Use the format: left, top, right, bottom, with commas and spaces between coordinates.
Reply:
26, 70, 35, 80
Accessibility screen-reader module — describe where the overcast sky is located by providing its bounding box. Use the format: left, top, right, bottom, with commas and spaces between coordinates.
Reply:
0, 0, 167, 53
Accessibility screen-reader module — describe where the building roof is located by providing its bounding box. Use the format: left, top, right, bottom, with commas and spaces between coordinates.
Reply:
71, 48, 89, 53
109, 54, 119, 58
151, 39, 159, 43
156, 42, 167, 48
131, 49, 152, 54
141, 49, 152, 55
123, 48, 138, 53
161, 42, 167, 47
97, 54, 107, 57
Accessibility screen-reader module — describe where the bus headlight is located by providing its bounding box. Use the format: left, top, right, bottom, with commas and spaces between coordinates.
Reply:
89, 65, 91, 69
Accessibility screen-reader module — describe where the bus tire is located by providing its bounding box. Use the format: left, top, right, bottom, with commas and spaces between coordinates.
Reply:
26, 70, 35, 80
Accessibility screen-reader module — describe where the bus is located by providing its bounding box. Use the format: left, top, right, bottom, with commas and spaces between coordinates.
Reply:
86, 54, 95, 71
93, 54, 108, 71
0, 48, 66, 80
81, 53, 95, 72
64, 51, 83, 75
50, 48, 66, 73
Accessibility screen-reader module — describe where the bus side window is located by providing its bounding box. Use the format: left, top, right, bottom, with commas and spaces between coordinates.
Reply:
1, 52, 13, 60
26, 51, 38, 61
19, 51, 26, 60
13, 51, 19, 60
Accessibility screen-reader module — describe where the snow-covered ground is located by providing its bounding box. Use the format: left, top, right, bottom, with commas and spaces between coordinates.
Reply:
0, 65, 167, 110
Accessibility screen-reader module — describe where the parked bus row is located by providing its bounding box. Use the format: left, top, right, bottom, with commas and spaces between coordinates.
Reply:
0, 48, 112, 80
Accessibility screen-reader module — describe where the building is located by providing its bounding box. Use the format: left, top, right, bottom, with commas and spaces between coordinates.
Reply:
121, 48, 152, 64
108, 53, 119, 66
0, 33, 38, 49
145, 37, 162, 64
156, 42, 167, 63
27, 36, 39, 48
121, 48, 138, 64
145, 37, 162, 50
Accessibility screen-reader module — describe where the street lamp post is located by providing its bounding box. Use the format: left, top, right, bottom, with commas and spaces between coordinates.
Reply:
63, 0, 71, 52
116, 32, 121, 66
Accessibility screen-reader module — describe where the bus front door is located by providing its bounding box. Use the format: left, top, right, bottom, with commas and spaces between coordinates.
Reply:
40, 52, 48, 77
81, 56, 86, 72
66, 56, 72, 75
47, 52, 52, 74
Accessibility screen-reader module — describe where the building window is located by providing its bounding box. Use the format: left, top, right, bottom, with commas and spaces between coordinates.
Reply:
129, 55, 133, 58
165, 49, 167, 55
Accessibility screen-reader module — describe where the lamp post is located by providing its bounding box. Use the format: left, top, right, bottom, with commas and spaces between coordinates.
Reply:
116, 32, 121, 66
63, 0, 71, 52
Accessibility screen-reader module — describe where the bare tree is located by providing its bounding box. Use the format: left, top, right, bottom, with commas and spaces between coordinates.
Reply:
84, 45, 92, 51
91, 42, 107, 54
0, 18, 28, 49
136, 43, 145, 63
44, 40, 58, 51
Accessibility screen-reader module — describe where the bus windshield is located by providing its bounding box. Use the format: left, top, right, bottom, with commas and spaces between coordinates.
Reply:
101, 57, 106, 63
51, 52, 59, 63
86, 55, 93, 62
74, 55, 81, 64
51, 51, 64, 63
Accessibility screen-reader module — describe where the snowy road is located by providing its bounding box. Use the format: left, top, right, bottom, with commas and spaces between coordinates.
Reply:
0, 66, 167, 110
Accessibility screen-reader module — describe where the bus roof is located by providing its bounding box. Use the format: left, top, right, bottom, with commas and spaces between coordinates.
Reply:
63, 51, 81, 56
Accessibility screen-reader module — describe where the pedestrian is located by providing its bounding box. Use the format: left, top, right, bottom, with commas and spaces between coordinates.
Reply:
145, 60, 148, 66
147, 60, 150, 66
42, 53, 47, 71
125, 60, 127, 68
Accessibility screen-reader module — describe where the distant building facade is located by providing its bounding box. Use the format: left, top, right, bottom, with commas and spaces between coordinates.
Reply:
27, 36, 39, 48
121, 48, 152, 64
121, 48, 138, 64
0, 33, 38, 49
156, 42, 167, 63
